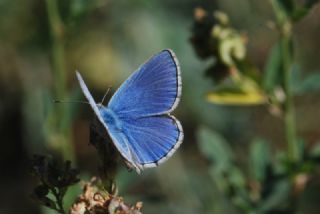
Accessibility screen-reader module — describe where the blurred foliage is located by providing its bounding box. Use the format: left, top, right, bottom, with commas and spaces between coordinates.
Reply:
275, 0, 320, 22
191, 1, 320, 213
190, 8, 247, 81
191, 8, 266, 105
292, 68, 320, 95
197, 127, 320, 213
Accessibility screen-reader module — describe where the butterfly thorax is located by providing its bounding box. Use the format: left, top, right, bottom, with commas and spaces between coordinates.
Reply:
99, 107, 122, 131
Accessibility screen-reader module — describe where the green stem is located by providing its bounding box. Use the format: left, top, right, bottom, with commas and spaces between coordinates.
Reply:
46, 0, 66, 98
52, 188, 66, 214
281, 29, 299, 162
45, 0, 75, 161
270, 0, 299, 162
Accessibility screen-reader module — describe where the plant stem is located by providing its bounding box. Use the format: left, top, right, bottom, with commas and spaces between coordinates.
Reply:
46, 0, 66, 99
270, 0, 299, 162
45, 0, 75, 161
52, 188, 66, 214
281, 31, 298, 162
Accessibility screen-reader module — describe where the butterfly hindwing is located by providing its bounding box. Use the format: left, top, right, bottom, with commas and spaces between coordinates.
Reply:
120, 115, 183, 167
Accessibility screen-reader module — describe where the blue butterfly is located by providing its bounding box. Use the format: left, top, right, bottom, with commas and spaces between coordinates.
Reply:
76, 49, 183, 173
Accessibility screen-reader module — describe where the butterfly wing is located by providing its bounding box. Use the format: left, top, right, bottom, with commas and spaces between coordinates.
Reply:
107, 50, 183, 169
108, 49, 181, 117
120, 115, 183, 168
76, 71, 101, 117
76, 72, 135, 165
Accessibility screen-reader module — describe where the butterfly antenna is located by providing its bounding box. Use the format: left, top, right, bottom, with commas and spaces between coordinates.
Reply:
53, 100, 90, 105
101, 86, 112, 105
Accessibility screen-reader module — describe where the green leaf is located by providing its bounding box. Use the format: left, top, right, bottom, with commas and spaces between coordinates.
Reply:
207, 90, 266, 105
62, 184, 82, 212
309, 142, 320, 157
40, 197, 57, 210
275, 0, 319, 22
291, 7, 309, 22
70, 0, 103, 18
291, 0, 320, 22
249, 138, 271, 182
196, 126, 233, 172
263, 42, 283, 93
277, 0, 295, 16
258, 180, 291, 212
228, 166, 246, 188
293, 72, 320, 95
207, 76, 266, 105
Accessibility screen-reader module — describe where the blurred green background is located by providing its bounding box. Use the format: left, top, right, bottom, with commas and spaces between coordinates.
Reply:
1, 0, 320, 213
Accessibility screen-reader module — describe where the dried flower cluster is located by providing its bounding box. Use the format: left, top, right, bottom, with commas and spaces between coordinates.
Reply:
71, 178, 143, 214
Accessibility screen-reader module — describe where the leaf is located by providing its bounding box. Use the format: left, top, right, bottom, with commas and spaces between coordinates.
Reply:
207, 90, 266, 105
63, 184, 82, 212
263, 42, 283, 93
293, 72, 320, 95
196, 126, 233, 172
258, 180, 291, 212
291, 7, 309, 22
310, 142, 320, 157
291, 0, 320, 22
249, 138, 271, 182
277, 0, 295, 18
275, 0, 319, 22
40, 197, 57, 210
207, 77, 266, 105
70, 0, 105, 19
228, 166, 246, 188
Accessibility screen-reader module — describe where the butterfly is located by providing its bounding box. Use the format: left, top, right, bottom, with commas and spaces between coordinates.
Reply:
76, 49, 183, 173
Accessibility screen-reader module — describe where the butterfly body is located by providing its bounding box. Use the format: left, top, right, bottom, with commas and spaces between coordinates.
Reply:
99, 107, 122, 131
77, 49, 183, 173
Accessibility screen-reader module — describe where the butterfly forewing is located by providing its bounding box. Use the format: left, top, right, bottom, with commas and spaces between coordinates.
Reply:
108, 50, 181, 117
